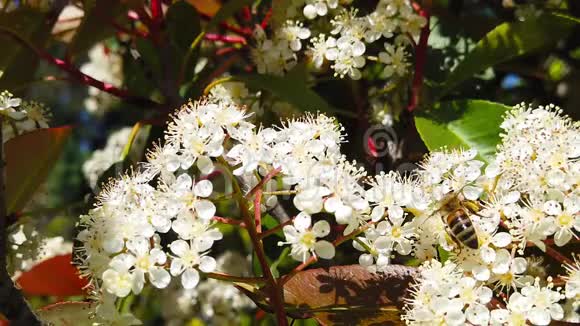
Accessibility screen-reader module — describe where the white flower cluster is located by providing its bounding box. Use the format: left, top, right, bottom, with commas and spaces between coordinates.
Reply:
80, 43, 123, 116
161, 252, 255, 326
403, 260, 565, 326
496, 103, 579, 249
77, 97, 577, 325
0, 90, 51, 141
251, 0, 426, 79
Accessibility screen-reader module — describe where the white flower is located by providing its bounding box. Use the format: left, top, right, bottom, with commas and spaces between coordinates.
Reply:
278, 212, 335, 262
378, 44, 409, 78
309, 34, 337, 68
521, 278, 565, 325
488, 249, 532, 290
0, 90, 26, 119
170, 240, 217, 289
127, 238, 170, 292
545, 197, 580, 246
278, 20, 311, 51
303, 0, 339, 19
563, 256, 580, 300
102, 254, 137, 297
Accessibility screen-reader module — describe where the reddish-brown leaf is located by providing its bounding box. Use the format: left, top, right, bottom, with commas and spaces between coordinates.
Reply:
187, 0, 221, 16
5, 126, 72, 214
16, 254, 88, 297
282, 264, 417, 325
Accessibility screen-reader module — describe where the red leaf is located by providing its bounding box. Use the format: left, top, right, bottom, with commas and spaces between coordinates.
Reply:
5, 126, 72, 214
16, 254, 88, 296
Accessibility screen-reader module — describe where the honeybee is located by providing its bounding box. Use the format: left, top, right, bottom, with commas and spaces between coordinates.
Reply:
440, 196, 482, 250
445, 207, 479, 249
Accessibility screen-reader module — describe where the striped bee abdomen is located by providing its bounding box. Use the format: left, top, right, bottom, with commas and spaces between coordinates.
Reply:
446, 209, 479, 249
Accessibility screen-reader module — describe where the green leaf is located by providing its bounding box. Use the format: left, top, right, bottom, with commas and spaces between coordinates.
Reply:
438, 12, 576, 97
37, 302, 95, 326
5, 127, 72, 214
206, 0, 253, 31
66, 0, 126, 60
235, 73, 353, 117
166, 1, 201, 53
414, 100, 510, 163
0, 8, 52, 92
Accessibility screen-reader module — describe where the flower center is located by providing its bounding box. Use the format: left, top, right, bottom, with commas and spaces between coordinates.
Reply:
136, 255, 152, 271
300, 231, 316, 248
558, 214, 572, 227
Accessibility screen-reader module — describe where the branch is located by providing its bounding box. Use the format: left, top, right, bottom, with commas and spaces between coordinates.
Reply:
217, 158, 288, 325
407, 2, 431, 112
0, 124, 41, 324
0, 26, 161, 109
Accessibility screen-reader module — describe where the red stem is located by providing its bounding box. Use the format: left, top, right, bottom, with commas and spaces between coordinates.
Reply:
259, 218, 295, 239
260, 8, 273, 29
544, 243, 574, 266
150, 0, 163, 25
242, 6, 252, 22
212, 216, 246, 227
407, 4, 431, 112
254, 189, 263, 233
204, 33, 247, 44
0, 26, 159, 107
248, 167, 282, 197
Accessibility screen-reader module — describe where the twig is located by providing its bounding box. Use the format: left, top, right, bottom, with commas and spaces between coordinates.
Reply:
248, 167, 281, 197
0, 124, 41, 324
254, 189, 263, 233
205, 272, 266, 284
217, 158, 288, 325
407, 2, 431, 112
0, 26, 160, 108
211, 216, 246, 227
259, 218, 295, 239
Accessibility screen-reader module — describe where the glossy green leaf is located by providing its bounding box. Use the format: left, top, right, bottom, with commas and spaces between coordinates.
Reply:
414, 100, 510, 162
0, 8, 52, 92
166, 1, 201, 53
438, 12, 576, 97
5, 127, 72, 214
236, 73, 353, 117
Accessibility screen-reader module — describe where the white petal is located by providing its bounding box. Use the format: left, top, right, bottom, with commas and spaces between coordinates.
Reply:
199, 256, 217, 273
149, 268, 171, 289
181, 268, 200, 289
170, 259, 185, 276
314, 240, 335, 259
324, 196, 341, 213
176, 173, 193, 190
293, 212, 312, 232
358, 254, 374, 266
528, 307, 551, 325
197, 156, 214, 175
491, 232, 512, 247
194, 200, 216, 220
371, 206, 386, 222
312, 220, 330, 237
193, 179, 213, 198
170, 240, 190, 257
